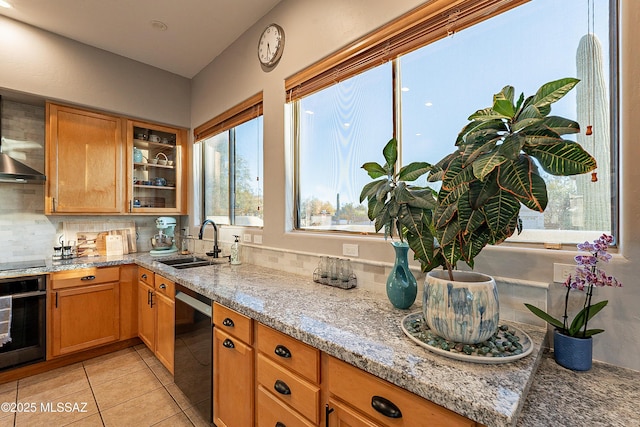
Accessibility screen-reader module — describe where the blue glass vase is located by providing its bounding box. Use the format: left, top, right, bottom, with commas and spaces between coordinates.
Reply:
386, 242, 417, 309
553, 329, 593, 371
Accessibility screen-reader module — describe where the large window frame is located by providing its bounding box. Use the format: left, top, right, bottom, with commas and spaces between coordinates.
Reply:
286, 0, 619, 245
194, 92, 264, 227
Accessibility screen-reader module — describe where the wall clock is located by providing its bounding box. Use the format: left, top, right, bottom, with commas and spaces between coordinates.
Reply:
258, 23, 285, 68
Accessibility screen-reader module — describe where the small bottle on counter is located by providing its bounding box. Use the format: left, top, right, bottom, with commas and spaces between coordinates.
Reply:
230, 235, 241, 265
180, 229, 190, 255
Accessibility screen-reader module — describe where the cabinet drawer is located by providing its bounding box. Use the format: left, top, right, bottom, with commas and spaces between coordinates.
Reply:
154, 274, 174, 299
51, 266, 119, 290
213, 302, 253, 344
257, 353, 320, 424
328, 357, 476, 427
257, 385, 316, 427
138, 267, 154, 287
257, 323, 319, 383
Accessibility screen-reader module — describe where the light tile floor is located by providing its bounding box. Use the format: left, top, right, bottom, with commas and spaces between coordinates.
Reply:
0, 345, 212, 427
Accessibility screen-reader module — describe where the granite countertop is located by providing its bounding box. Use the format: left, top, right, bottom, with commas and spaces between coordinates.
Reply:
134, 254, 546, 427
517, 351, 640, 427
8, 254, 635, 426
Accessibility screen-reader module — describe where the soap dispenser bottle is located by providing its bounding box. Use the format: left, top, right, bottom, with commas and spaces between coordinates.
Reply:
230, 235, 241, 265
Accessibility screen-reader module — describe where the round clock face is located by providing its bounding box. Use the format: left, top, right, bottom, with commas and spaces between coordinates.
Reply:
258, 24, 284, 67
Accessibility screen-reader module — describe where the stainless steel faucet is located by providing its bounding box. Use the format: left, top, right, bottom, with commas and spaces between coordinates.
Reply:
198, 219, 221, 258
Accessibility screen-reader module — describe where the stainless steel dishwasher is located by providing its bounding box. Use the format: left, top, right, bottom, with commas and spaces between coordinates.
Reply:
174, 284, 213, 423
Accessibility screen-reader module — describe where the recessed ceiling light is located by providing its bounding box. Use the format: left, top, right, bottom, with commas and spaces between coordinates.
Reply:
425, 102, 433, 107
0, 1, 12, 8
304, 110, 314, 115
150, 20, 168, 31
401, 87, 410, 92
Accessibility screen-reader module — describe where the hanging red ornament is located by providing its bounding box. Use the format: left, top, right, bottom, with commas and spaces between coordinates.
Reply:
586, 125, 593, 135
591, 172, 598, 182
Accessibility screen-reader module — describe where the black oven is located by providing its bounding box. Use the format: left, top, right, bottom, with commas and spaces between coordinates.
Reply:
0, 274, 47, 370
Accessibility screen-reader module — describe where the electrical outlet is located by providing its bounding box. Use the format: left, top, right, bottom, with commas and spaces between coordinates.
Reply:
553, 263, 575, 283
253, 234, 262, 244
243, 233, 252, 243
342, 243, 359, 257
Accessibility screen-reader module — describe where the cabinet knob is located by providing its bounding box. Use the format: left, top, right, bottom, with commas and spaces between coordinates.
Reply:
222, 339, 235, 349
159, 283, 166, 289
141, 274, 147, 279
274, 344, 291, 359
273, 379, 291, 396
371, 395, 402, 418
222, 318, 234, 327
275, 423, 286, 427
81, 275, 96, 281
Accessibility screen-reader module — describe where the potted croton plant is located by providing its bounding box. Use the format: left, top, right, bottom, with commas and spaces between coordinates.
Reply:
525, 234, 622, 371
361, 78, 598, 345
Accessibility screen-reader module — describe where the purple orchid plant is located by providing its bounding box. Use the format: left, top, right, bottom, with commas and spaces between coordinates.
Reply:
526, 234, 622, 338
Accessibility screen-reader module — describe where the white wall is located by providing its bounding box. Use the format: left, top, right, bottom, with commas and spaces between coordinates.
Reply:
0, 15, 191, 126
191, 0, 640, 371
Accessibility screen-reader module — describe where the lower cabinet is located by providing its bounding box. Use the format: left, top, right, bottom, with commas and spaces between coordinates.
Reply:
256, 324, 321, 426
213, 303, 254, 427
137, 267, 175, 374
326, 356, 478, 427
48, 267, 121, 358
327, 397, 378, 427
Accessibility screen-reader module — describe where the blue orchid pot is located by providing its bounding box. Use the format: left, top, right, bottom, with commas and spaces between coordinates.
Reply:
553, 329, 593, 371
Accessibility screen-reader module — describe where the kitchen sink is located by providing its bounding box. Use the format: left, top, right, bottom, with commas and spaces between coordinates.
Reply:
157, 256, 229, 269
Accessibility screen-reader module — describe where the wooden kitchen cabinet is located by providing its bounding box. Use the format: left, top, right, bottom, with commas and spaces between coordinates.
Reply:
127, 119, 187, 214
48, 267, 121, 358
256, 323, 321, 426
326, 356, 477, 427
137, 268, 175, 373
46, 102, 124, 214
213, 303, 254, 427
154, 275, 175, 373
137, 269, 155, 350
119, 264, 138, 340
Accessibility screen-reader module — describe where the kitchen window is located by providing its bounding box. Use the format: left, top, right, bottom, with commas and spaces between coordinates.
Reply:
287, 0, 618, 245
195, 93, 264, 227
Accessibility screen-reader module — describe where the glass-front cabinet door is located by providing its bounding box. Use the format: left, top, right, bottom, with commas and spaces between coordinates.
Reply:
127, 120, 187, 214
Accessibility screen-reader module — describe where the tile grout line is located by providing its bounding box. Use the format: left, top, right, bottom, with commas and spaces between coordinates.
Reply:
133, 346, 197, 427
81, 362, 106, 427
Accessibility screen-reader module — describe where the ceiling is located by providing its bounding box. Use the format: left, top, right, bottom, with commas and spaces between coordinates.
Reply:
0, 0, 282, 78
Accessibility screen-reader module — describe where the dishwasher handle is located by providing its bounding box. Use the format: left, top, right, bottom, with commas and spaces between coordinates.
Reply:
175, 291, 212, 317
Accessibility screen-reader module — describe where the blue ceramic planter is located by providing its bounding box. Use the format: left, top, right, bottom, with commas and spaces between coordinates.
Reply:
386, 242, 417, 309
423, 270, 499, 344
553, 329, 593, 371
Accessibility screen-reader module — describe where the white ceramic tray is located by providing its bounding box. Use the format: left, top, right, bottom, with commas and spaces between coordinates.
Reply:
401, 312, 533, 364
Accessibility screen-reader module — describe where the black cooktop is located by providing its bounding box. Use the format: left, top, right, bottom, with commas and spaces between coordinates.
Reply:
0, 259, 47, 271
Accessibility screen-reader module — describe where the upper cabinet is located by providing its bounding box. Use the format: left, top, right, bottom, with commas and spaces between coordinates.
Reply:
46, 103, 124, 214
127, 120, 187, 214
45, 102, 188, 215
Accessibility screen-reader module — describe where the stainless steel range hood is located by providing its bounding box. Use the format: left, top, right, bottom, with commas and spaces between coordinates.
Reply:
0, 96, 46, 183
0, 150, 46, 183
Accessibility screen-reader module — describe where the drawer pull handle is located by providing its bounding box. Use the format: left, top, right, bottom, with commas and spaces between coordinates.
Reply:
222, 339, 235, 349
81, 275, 96, 281
275, 423, 286, 427
141, 274, 147, 279
371, 395, 402, 419
222, 318, 235, 327
274, 379, 291, 395
159, 283, 166, 289
274, 344, 291, 358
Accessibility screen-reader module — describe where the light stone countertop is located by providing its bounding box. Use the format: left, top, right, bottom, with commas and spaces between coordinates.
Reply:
517, 351, 640, 427
0, 254, 558, 426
